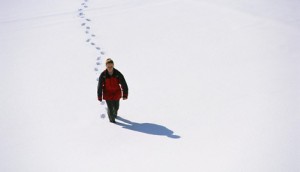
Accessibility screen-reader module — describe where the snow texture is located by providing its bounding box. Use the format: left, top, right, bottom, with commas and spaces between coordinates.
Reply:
0, 0, 299, 172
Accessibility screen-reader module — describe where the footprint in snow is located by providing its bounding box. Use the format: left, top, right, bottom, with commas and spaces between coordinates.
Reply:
86, 18, 91, 22
97, 57, 101, 60
86, 39, 90, 42
96, 62, 101, 65
86, 26, 90, 30
85, 31, 89, 34
91, 34, 96, 37
91, 42, 95, 45
94, 68, 98, 71
96, 47, 101, 50
81, 23, 86, 26
84, 5, 88, 8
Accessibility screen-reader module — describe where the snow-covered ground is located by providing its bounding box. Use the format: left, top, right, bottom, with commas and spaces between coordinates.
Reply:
1, 0, 299, 171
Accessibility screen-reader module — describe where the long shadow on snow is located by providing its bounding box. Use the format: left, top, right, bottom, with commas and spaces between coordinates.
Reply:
115, 116, 180, 139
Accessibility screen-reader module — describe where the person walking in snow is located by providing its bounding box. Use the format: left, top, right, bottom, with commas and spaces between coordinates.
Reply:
97, 58, 128, 123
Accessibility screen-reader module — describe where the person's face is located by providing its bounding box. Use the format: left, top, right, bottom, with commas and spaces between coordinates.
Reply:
106, 63, 114, 73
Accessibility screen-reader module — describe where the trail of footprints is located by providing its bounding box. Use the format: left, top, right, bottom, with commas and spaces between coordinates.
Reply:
77, 0, 105, 81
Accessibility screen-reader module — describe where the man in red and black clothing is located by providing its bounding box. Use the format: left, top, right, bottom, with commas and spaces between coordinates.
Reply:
97, 58, 128, 123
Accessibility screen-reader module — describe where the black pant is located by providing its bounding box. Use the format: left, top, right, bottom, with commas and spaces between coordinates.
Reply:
106, 100, 119, 122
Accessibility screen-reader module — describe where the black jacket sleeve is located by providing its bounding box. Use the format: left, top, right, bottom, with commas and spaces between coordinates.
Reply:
118, 72, 128, 98
97, 72, 105, 98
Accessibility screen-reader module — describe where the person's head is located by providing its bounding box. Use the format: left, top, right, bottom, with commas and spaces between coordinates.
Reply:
106, 58, 114, 73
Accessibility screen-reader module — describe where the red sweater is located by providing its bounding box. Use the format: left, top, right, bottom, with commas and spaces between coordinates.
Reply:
97, 69, 128, 101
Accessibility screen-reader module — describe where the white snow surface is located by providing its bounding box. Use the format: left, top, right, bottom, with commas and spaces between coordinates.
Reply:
0, 0, 299, 171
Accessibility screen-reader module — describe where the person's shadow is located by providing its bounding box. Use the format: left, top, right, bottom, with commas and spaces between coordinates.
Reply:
115, 116, 181, 139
